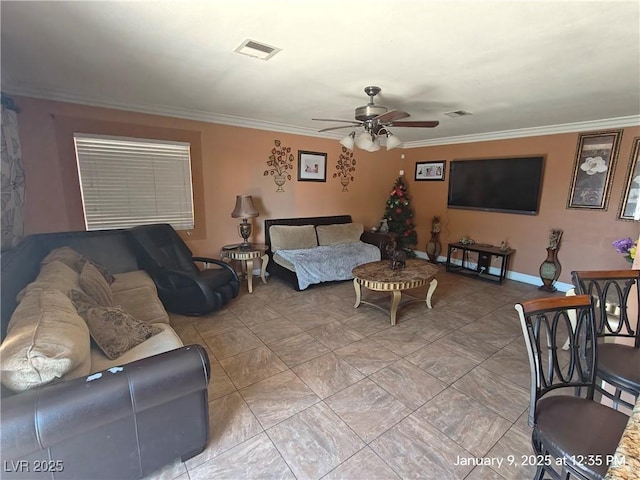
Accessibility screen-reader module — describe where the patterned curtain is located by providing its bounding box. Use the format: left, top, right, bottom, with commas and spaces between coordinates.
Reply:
1, 97, 25, 251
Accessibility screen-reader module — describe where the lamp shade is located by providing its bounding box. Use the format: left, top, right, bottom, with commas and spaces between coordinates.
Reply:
356, 132, 374, 150
366, 141, 381, 152
386, 134, 403, 150
339, 132, 355, 150
231, 195, 259, 218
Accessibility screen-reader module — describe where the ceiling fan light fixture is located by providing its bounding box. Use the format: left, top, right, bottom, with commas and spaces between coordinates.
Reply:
356, 132, 374, 150
339, 132, 356, 150
366, 141, 381, 152
385, 133, 403, 150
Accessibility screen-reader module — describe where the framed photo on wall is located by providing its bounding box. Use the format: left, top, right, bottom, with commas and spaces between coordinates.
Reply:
618, 136, 640, 221
297, 150, 327, 182
415, 161, 446, 181
566, 130, 622, 210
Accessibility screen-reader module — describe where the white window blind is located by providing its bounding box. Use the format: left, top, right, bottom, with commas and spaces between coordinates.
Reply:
74, 134, 194, 231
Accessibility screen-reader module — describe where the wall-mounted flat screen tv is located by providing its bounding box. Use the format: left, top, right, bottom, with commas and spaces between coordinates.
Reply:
447, 156, 545, 215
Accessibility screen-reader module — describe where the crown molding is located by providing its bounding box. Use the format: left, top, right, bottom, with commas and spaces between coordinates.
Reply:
5, 85, 639, 147
2, 85, 328, 139
403, 115, 640, 148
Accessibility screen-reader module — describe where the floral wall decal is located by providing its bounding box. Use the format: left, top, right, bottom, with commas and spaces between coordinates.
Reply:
333, 147, 356, 191
566, 130, 622, 210
263, 139, 293, 192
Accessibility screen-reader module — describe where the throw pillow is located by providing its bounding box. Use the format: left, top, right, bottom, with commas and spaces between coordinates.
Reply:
79, 262, 113, 307
16, 260, 81, 302
75, 257, 116, 285
41, 246, 85, 270
269, 225, 318, 252
41, 246, 116, 284
0, 288, 91, 392
71, 290, 162, 360
316, 223, 364, 246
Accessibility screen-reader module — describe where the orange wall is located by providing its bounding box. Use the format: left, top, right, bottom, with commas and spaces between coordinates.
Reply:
401, 132, 640, 281
14, 96, 639, 284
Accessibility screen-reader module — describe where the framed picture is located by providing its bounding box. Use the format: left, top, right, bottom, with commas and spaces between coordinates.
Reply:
415, 161, 446, 181
297, 150, 327, 182
566, 130, 622, 210
618, 136, 640, 221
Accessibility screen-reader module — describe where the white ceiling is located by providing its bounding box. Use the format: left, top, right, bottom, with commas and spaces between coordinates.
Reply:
2, 0, 639, 147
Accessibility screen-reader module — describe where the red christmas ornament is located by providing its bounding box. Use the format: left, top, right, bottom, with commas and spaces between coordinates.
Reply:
396, 207, 402, 214
406, 219, 411, 225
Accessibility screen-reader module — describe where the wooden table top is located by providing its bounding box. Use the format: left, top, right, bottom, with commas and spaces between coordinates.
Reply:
352, 259, 439, 290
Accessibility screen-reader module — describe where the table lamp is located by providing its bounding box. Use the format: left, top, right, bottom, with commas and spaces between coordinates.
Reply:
231, 195, 259, 248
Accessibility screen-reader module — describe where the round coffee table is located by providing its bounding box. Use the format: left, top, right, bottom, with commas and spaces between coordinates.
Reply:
352, 259, 439, 325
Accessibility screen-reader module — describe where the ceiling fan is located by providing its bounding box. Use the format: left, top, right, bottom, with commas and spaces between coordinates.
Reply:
313, 86, 439, 151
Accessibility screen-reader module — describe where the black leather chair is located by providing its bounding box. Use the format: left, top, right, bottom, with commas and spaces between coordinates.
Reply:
514, 295, 628, 480
130, 224, 239, 316
571, 269, 640, 410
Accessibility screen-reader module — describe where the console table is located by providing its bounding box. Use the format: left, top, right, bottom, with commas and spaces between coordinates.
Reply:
445, 242, 514, 284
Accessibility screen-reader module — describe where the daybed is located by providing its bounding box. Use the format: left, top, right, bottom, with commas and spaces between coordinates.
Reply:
0, 228, 213, 479
264, 215, 394, 290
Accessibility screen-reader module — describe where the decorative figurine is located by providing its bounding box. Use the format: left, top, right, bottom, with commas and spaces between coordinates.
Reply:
386, 246, 407, 270
379, 218, 390, 233
426, 216, 442, 263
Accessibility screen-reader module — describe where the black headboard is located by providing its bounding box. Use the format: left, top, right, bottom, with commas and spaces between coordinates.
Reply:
263, 215, 352, 250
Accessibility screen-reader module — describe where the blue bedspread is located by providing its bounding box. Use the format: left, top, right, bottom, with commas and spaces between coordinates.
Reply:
275, 242, 381, 290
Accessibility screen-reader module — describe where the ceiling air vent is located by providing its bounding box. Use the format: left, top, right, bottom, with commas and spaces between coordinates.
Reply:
234, 39, 281, 60
444, 110, 473, 118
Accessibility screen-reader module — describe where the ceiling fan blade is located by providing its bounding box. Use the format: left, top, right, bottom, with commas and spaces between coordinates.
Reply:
312, 118, 362, 125
318, 124, 361, 133
389, 120, 440, 128
374, 110, 410, 123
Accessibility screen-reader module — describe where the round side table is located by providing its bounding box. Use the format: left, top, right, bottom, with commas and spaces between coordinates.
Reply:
220, 244, 268, 293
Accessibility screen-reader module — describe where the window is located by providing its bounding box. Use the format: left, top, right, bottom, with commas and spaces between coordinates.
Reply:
74, 134, 194, 231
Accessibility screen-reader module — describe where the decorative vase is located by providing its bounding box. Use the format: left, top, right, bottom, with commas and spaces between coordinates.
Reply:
426, 231, 442, 263
340, 176, 349, 192
273, 174, 286, 192
539, 247, 561, 292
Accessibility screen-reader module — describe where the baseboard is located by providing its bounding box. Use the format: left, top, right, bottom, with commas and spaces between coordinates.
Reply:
413, 250, 572, 292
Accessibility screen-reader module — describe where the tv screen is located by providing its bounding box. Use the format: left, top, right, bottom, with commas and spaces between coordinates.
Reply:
447, 156, 545, 215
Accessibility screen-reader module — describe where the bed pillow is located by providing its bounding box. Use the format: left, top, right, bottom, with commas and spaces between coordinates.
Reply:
269, 225, 318, 252
71, 290, 162, 360
0, 288, 91, 392
316, 223, 364, 246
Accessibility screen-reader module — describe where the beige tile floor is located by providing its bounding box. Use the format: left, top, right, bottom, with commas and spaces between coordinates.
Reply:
145, 267, 560, 480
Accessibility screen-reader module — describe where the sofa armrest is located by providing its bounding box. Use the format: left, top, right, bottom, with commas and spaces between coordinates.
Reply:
1, 345, 210, 479
360, 231, 395, 259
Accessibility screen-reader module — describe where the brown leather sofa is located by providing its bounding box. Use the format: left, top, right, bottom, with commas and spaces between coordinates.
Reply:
0, 228, 211, 479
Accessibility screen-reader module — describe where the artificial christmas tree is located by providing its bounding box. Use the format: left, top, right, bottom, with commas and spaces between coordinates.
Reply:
382, 174, 417, 255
